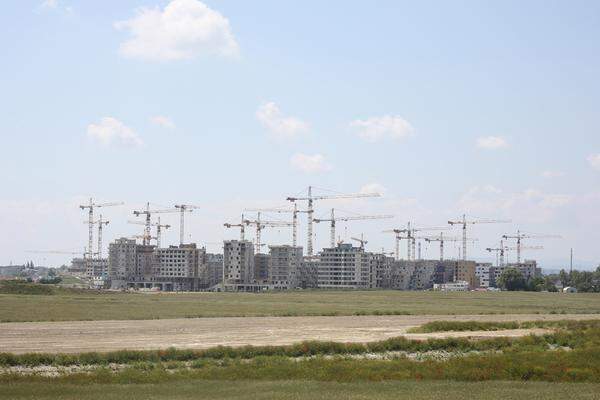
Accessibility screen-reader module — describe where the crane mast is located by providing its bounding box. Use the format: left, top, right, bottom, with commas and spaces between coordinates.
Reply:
244, 212, 292, 253
79, 198, 123, 260
174, 204, 199, 245
133, 203, 179, 246
224, 214, 246, 241
244, 205, 307, 247
128, 218, 171, 248
96, 215, 109, 259
448, 214, 510, 261
286, 186, 381, 256
313, 208, 393, 248
502, 230, 560, 263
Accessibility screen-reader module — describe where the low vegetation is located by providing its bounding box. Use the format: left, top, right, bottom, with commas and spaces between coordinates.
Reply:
406, 319, 585, 333
2, 285, 600, 322
2, 320, 600, 382
3, 380, 599, 400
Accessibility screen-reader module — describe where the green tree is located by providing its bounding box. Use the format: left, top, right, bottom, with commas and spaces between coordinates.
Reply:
497, 268, 527, 291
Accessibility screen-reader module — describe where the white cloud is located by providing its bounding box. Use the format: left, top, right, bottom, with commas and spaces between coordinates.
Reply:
476, 136, 509, 150
37, 0, 74, 15
587, 154, 600, 171
256, 102, 309, 139
289, 153, 332, 174
150, 115, 175, 129
541, 170, 565, 178
115, 0, 239, 62
40, 0, 58, 8
350, 115, 414, 142
360, 183, 387, 196
87, 117, 143, 147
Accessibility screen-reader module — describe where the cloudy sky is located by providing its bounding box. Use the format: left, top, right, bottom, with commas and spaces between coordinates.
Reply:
1, 0, 599, 268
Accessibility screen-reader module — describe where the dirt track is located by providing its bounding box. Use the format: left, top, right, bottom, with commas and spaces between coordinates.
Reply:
1, 314, 598, 354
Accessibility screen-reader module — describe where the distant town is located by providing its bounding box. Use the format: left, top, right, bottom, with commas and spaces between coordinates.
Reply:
3, 187, 597, 294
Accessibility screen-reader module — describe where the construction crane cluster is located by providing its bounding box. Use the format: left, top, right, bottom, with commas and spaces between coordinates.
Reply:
28, 187, 563, 268
35, 199, 202, 268
221, 186, 564, 265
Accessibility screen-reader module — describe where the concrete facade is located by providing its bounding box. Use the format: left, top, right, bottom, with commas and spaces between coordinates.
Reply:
475, 262, 492, 288
199, 253, 223, 288
317, 244, 371, 289
223, 240, 255, 285
268, 245, 303, 289
254, 253, 270, 283
298, 257, 319, 289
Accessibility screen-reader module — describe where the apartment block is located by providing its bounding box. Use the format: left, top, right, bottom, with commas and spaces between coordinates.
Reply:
254, 253, 270, 283
199, 253, 223, 288
475, 262, 492, 288
317, 244, 371, 289
298, 257, 319, 289
108, 238, 139, 284
455, 261, 479, 289
223, 240, 255, 285
268, 245, 303, 289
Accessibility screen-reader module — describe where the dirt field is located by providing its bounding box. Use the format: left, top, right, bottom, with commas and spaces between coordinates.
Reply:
1, 314, 598, 354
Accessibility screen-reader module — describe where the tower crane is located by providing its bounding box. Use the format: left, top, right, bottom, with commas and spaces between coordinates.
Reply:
244, 203, 308, 247
407, 224, 450, 261
313, 208, 393, 248
174, 204, 199, 245
502, 230, 560, 264
286, 186, 381, 256
448, 215, 511, 261
380, 248, 395, 257
486, 239, 506, 267
243, 212, 293, 253
128, 217, 171, 248
132, 203, 178, 246
384, 223, 449, 261
224, 213, 247, 241
130, 234, 157, 243
424, 233, 476, 261
504, 244, 545, 264
351, 234, 368, 250
79, 198, 123, 261
382, 229, 411, 261
27, 250, 84, 256
95, 215, 109, 259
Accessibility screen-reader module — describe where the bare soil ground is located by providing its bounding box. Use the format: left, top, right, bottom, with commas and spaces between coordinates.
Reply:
1, 314, 598, 354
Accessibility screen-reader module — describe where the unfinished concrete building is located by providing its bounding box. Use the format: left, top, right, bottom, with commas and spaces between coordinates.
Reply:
317, 243, 372, 289
298, 257, 319, 289
109, 238, 206, 291
475, 262, 492, 288
152, 244, 204, 291
199, 253, 223, 289
108, 238, 139, 286
223, 240, 255, 290
268, 245, 303, 289
254, 253, 270, 283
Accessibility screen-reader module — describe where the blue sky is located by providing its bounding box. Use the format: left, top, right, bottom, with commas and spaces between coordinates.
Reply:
1, 0, 599, 268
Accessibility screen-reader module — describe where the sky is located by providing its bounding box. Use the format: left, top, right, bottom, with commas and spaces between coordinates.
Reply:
1, 0, 599, 269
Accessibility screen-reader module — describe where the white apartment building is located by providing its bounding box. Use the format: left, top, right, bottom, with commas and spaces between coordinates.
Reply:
317, 243, 371, 289
475, 262, 492, 288
434, 280, 470, 292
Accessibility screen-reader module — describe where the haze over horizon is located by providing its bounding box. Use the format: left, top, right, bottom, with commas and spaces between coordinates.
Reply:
1, 1, 599, 269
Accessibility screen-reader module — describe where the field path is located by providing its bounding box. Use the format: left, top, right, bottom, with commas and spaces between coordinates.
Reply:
1, 314, 598, 354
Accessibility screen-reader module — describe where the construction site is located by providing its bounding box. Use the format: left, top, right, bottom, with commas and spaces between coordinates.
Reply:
40, 186, 565, 294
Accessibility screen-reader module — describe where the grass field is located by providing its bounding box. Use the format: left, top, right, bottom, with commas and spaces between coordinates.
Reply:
2, 289, 600, 322
2, 380, 599, 400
